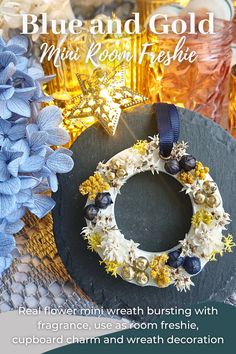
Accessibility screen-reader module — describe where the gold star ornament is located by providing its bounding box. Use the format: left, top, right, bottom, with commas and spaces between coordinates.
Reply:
65, 65, 148, 136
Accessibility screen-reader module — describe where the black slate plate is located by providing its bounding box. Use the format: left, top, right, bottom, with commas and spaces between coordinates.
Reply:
53, 105, 236, 321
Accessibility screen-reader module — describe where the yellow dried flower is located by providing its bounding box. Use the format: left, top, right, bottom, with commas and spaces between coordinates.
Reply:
150, 254, 169, 269
132, 140, 148, 155
210, 249, 223, 261
223, 234, 236, 253
99, 260, 122, 278
192, 209, 213, 228
210, 235, 235, 261
150, 254, 171, 287
79, 172, 110, 200
178, 171, 195, 185
85, 233, 102, 252
194, 161, 209, 180
155, 267, 171, 288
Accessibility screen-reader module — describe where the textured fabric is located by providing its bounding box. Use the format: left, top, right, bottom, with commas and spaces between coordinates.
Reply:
0, 213, 97, 314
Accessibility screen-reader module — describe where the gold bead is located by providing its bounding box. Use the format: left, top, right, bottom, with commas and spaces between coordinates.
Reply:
202, 181, 217, 195
135, 271, 149, 286
121, 265, 135, 281
193, 191, 206, 205
134, 257, 149, 271
106, 171, 116, 181
116, 169, 127, 178
112, 160, 121, 169
206, 195, 221, 208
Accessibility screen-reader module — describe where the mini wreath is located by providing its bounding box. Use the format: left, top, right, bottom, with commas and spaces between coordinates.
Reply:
80, 136, 235, 292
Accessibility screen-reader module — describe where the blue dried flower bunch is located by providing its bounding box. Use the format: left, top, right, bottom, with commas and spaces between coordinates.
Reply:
0, 35, 74, 274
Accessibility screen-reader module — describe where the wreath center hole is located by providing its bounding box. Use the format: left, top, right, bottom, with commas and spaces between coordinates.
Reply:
115, 171, 193, 252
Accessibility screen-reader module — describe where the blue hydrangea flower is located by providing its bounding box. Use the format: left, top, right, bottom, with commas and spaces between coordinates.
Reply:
27, 60, 55, 103
0, 206, 25, 234
0, 233, 15, 273
0, 118, 26, 147
0, 104, 73, 242
14, 175, 54, 219
0, 35, 73, 276
0, 148, 23, 182
0, 233, 16, 256
27, 106, 70, 145
0, 254, 13, 274
0, 141, 68, 221
23, 192, 56, 219
0, 36, 28, 56
0, 178, 21, 219
0, 64, 36, 119
39, 147, 74, 192
0, 34, 54, 120
1, 176, 39, 231
0, 35, 28, 73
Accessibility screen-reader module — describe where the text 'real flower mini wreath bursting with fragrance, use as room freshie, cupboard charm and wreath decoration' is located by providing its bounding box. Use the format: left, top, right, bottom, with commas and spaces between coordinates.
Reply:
79, 103, 236, 293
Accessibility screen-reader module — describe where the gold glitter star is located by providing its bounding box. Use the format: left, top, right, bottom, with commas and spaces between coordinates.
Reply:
65, 65, 148, 136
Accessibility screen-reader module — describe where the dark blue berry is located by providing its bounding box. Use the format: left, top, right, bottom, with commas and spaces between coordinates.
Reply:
183, 256, 201, 275
84, 204, 99, 221
167, 249, 185, 268
95, 192, 113, 209
179, 155, 196, 172
164, 159, 181, 175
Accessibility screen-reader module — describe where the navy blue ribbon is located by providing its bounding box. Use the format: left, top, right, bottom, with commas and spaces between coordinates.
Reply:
155, 103, 180, 158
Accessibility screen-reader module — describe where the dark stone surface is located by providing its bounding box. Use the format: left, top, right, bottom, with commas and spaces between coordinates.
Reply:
53, 105, 236, 321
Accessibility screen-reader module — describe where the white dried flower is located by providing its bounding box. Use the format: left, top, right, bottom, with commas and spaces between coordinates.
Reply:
171, 141, 188, 161
98, 233, 125, 263
95, 214, 114, 231
126, 239, 140, 264
212, 211, 231, 230
97, 161, 109, 175
190, 224, 224, 259
171, 269, 195, 292
194, 223, 210, 238
140, 154, 160, 175
112, 179, 126, 190
98, 232, 139, 265
148, 135, 160, 150
81, 225, 96, 239
181, 180, 201, 195
179, 236, 193, 257
176, 276, 195, 292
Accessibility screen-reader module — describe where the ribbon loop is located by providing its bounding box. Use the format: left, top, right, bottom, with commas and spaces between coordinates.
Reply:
155, 103, 180, 158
